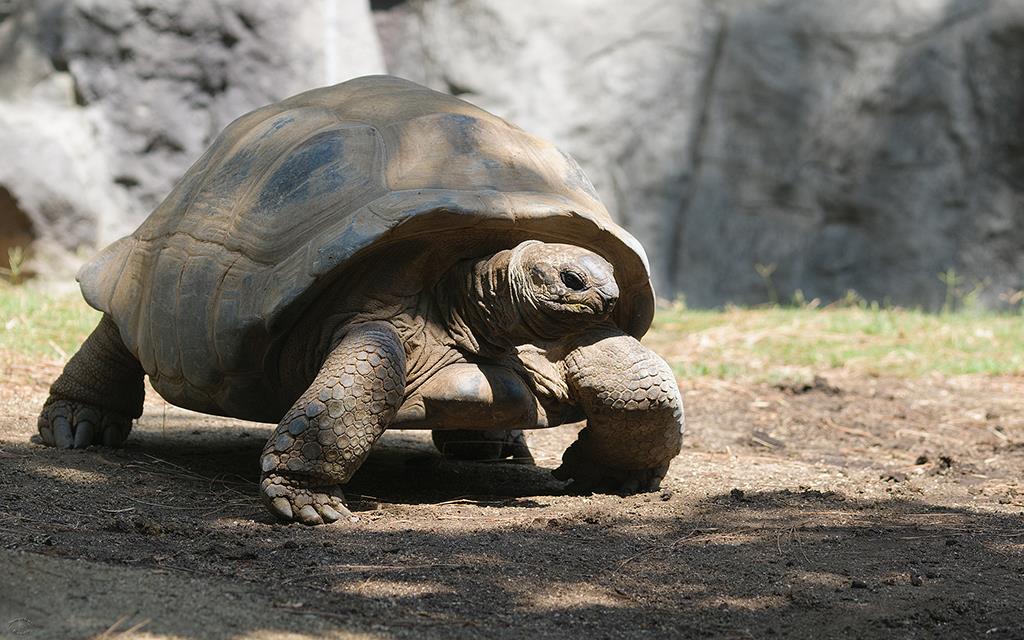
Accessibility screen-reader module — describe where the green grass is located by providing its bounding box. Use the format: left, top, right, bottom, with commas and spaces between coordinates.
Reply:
0, 284, 100, 359
647, 305, 1024, 380
1, 284, 1022, 379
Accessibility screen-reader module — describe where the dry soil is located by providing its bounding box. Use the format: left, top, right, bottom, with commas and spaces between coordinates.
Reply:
2, 355, 1023, 639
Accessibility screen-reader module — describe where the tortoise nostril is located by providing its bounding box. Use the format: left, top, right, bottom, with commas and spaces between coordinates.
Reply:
601, 295, 618, 314
596, 292, 617, 314
598, 282, 619, 310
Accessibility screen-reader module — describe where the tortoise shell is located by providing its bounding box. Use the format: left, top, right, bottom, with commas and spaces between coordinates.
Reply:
78, 75, 655, 420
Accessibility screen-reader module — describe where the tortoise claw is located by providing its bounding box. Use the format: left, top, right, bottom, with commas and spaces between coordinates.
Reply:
260, 474, 357, 526
53, 416, 74, 449
38, 400, 131, 449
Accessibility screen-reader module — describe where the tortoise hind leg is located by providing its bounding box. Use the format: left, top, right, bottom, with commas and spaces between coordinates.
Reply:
389, 361, 538, 463
38, 314, 145, 448
260, 322, 406, 525
432, 429, 534, 464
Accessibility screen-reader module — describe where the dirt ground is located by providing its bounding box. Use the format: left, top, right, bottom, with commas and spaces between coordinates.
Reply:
2, 354, 1023, 639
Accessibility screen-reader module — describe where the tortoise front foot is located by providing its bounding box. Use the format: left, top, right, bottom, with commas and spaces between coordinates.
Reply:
552, 432, 669, 494
37, 399, 132, 449
260, 473, 356, 525
556, 327, 684, 495
259, 322, 406, 526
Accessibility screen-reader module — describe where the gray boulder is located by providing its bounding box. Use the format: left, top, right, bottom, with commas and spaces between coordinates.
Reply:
0, 0, 383, 276
0, 102, 127, 278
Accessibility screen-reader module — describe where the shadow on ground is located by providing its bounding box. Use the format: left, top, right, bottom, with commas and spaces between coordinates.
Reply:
2, 421, 1023, 640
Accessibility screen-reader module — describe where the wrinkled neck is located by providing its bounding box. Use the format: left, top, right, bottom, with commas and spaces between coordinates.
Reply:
440, 249, 529, 355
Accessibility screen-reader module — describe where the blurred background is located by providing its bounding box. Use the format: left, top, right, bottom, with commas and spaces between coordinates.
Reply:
1, 0, 1022, 310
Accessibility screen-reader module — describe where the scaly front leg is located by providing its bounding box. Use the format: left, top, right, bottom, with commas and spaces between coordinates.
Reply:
260, 322, 406, 525
553, 327, 684, 494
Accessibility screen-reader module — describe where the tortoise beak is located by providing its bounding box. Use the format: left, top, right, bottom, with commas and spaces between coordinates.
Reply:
595, 281, 619, 315
576, 252, 618, 316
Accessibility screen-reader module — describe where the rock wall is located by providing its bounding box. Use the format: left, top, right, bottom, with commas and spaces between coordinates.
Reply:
0, 0, 384, 275
1, 0, 1022, 309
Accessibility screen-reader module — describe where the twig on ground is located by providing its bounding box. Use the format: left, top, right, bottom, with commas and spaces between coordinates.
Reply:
90, 615, 151, 639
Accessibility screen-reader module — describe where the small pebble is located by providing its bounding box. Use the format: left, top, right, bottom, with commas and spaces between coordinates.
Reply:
851, 579, 868, 589
910, 575, 924, 586
659, 489, 673, 501
136, 518, 163, 536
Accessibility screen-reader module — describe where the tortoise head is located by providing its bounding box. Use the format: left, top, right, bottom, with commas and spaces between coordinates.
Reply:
508, 241, 620, 340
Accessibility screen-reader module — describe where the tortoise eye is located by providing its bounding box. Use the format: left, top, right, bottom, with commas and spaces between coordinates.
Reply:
560, 270, 587, 290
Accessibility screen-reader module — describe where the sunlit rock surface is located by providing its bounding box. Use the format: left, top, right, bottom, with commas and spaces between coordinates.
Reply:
2, 0, 1022, 309
0, 0, 384, 275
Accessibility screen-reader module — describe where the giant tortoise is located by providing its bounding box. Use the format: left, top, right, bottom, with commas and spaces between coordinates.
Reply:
38, 75, 684, 525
